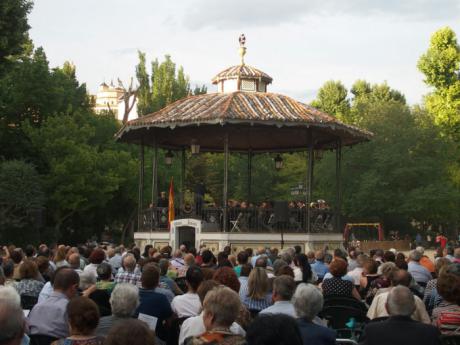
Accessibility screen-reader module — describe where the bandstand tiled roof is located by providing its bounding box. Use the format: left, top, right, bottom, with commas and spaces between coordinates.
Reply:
116, 91, 372, 151
212, 65, 273, 84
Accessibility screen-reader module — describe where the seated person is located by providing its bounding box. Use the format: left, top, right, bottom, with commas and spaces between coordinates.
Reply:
88, 263, 113, 316
408, 250, 432, 285
293, 283, 336, 345
184, 286, 246, 345
260, 275, 297, 317
179, 280, 245, 345
15, 260, 44, 301
321, 259, 361, 300
171, 266, 203, 318
28, 268, 80, 339
311, 251, 329, 280
137, 263, 173, 342
360, 286, 440, 345
431, 265, 460, 334
367, 269, 430, 323
52, 297, 104, 345
96, 283, 140, 337
239, 267, 272, 312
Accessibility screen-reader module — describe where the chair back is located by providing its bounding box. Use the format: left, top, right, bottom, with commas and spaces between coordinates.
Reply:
323, 296, 368, 313
248, 309, 260, 319
440, 335, 460, 345
29, 335, 57, 345
175, 277, 188, 293
322, 305, 368, 330
166, 316, 189, 345
20, 295, 38, 310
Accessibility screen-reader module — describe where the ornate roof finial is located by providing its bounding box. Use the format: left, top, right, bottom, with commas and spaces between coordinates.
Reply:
238, 34, 247, 65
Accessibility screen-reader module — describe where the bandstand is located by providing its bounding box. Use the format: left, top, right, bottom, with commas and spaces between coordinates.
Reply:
115, 36, 372, 254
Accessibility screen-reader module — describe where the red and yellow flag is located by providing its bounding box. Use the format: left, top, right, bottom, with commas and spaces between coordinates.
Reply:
168, 177, 174, 230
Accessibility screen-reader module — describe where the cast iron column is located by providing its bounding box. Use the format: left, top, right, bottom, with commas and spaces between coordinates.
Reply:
247, 151, 252, 203
180, 148, 186, 209
138, 141, 145, 232
305, 131, 314, 232
335, 139, 342, 232
223, 133, 229, 232
151, 140, 158, 206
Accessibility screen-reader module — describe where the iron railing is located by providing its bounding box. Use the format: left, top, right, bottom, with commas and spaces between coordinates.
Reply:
139, 206, 336, 233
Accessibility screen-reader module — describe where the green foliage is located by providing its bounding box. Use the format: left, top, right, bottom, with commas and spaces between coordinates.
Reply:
418, 27, 460, 137
0, 160, 45, 244
313, 82, 460, 232
135, 51, 152, 115
23, 111, 138, 241
0, 0, 33, 72
311, 80, 350, 119
135, 52, 206, 116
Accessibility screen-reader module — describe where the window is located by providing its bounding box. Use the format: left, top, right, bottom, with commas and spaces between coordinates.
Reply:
241, 79, 256, 91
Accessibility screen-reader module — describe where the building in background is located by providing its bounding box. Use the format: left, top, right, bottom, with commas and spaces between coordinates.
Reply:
93, 81, 138, 122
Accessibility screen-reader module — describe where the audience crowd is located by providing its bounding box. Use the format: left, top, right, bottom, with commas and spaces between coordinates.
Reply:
0, 241, 459, 345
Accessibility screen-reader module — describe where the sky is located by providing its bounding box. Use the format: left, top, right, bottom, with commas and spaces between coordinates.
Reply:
28, 0, 460, 105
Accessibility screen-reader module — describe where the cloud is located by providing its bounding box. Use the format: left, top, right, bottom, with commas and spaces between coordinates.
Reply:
182, 0, 460, 30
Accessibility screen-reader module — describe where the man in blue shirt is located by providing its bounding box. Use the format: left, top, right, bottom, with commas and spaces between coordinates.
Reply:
407, 250, 432, 285
311, 251, 329, 280
28, 268, 80, 339
137, 263, 173, 342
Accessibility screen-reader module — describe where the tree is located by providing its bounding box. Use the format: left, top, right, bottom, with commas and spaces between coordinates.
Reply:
0, 50, 90, 160
23, 111, 138, 241
117, 77, 137, 124
311, 80, 350, 119
311, 79, 460, 233
418, 27, 460, 137
135, 53, 206, 116
0, 160, 45, 244
0, 0, 33, 73
135, 51, 152, 116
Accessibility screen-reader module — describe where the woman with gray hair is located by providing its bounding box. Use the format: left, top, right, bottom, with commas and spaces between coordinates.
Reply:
293, 284, 335, 345
95, 283, 140, 336
184, 286, 245, 345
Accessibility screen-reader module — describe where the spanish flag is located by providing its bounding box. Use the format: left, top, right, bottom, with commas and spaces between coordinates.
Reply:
168, 177, 174, 230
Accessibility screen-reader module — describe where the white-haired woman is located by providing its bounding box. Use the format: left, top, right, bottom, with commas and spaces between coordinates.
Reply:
293, 283, 336, 345
95, 283, 140, 337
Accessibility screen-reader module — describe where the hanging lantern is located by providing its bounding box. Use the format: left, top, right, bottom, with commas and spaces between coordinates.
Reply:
191, 140, 200, 155
274, 154, 283, 170
165, 150, 174, 166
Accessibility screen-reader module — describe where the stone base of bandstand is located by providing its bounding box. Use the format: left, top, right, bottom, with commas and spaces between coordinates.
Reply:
134, 218, 343, 254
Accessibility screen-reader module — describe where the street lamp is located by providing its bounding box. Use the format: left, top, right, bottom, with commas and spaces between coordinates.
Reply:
165, 150, 174, 166
274, 154, 283, 170
191, 140, 200, 155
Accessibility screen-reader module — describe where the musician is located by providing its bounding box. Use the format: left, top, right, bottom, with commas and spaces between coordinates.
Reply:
157, 191, 169, 208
